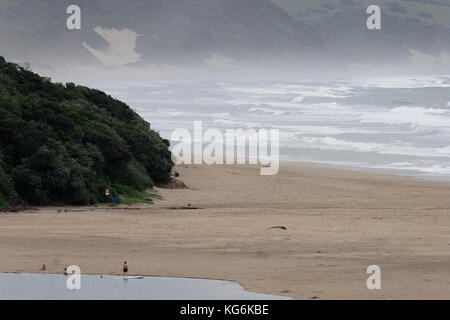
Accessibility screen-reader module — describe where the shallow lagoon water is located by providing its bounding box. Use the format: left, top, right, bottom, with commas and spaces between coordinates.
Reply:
0, 273, 291, 300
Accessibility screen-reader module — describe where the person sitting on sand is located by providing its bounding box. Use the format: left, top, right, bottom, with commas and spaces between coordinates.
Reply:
40, 264, 46, 272
123, 261, 128, 278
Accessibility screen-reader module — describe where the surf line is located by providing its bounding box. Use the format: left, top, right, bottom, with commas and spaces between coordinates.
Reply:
180, 304, 215, 318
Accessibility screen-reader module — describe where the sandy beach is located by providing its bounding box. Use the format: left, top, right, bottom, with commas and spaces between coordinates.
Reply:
0, 162, 449, 299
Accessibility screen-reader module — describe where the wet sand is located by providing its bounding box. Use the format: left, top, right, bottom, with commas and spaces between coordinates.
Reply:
0, 163, 449, 299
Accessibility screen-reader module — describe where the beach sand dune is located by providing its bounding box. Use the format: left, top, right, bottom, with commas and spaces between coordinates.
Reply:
0, 163, 449, 299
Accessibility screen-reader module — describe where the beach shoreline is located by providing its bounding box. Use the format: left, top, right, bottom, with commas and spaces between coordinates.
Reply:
1, 162, 449, 299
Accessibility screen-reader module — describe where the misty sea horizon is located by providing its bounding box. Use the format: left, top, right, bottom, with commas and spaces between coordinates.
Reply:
97, 75, 450, 180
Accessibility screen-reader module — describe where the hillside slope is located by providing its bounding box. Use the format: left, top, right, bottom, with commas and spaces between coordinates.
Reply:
0, 0, 319, 68
2, 0, 450, 71
273, 0, 450, 67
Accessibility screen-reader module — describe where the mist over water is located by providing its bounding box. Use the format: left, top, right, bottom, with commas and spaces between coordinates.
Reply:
97, 74, 450, 179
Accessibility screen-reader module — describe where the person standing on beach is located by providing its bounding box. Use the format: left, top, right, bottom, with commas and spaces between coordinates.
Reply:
123, 261, 128, 278
63, 268, 68, 276
40, 264, 46, 272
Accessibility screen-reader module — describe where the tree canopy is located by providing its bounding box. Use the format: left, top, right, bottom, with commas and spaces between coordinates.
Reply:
0, 56, 173, 210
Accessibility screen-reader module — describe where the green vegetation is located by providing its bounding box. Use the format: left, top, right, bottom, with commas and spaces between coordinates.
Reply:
97, 184, 162, 207
0, 56, 173, 210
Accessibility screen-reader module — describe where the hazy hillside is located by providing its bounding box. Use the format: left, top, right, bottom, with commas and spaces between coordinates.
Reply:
0, 0, 320, 69
0, 0, 449, 74
273, 0, 450, 27
273, 0, 450, 67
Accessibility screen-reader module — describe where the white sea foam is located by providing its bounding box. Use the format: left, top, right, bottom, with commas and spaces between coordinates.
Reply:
211, 112, 231, 118
360, 106, 450, 127
212, 118, 241, 125
248, 107, 285, 116
359, 75, 450, 89
369, 161, 450, 176
223, 84, 355, 99
152, 108, 213, 118
291, 96, 304, 103
274, 124, 376, 135
297, 136, 450, 158
100, 78, 450, 179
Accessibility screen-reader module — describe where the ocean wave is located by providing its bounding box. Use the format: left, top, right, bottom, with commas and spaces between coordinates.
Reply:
366, 161, 450, 176
248, 107, 285, 116
291, 96, 304, 103
211, 112, 231, 118
359, 75, 450, 89
212, 118, 241, 125
223, 84, 355, 99
296, 136, 450, 158
151, 108, 213, 118
360, 106, 450, 127
283, 85, 355, 99
276, 125, 376, 135
101, 79, 450, 179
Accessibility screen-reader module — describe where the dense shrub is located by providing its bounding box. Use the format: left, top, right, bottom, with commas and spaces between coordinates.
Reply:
0, 161, 17, 211
0, 56, 173, 210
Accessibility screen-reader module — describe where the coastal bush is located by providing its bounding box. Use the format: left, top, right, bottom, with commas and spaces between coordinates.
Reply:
0, 162, 17, 211
0, 56, 173, 209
